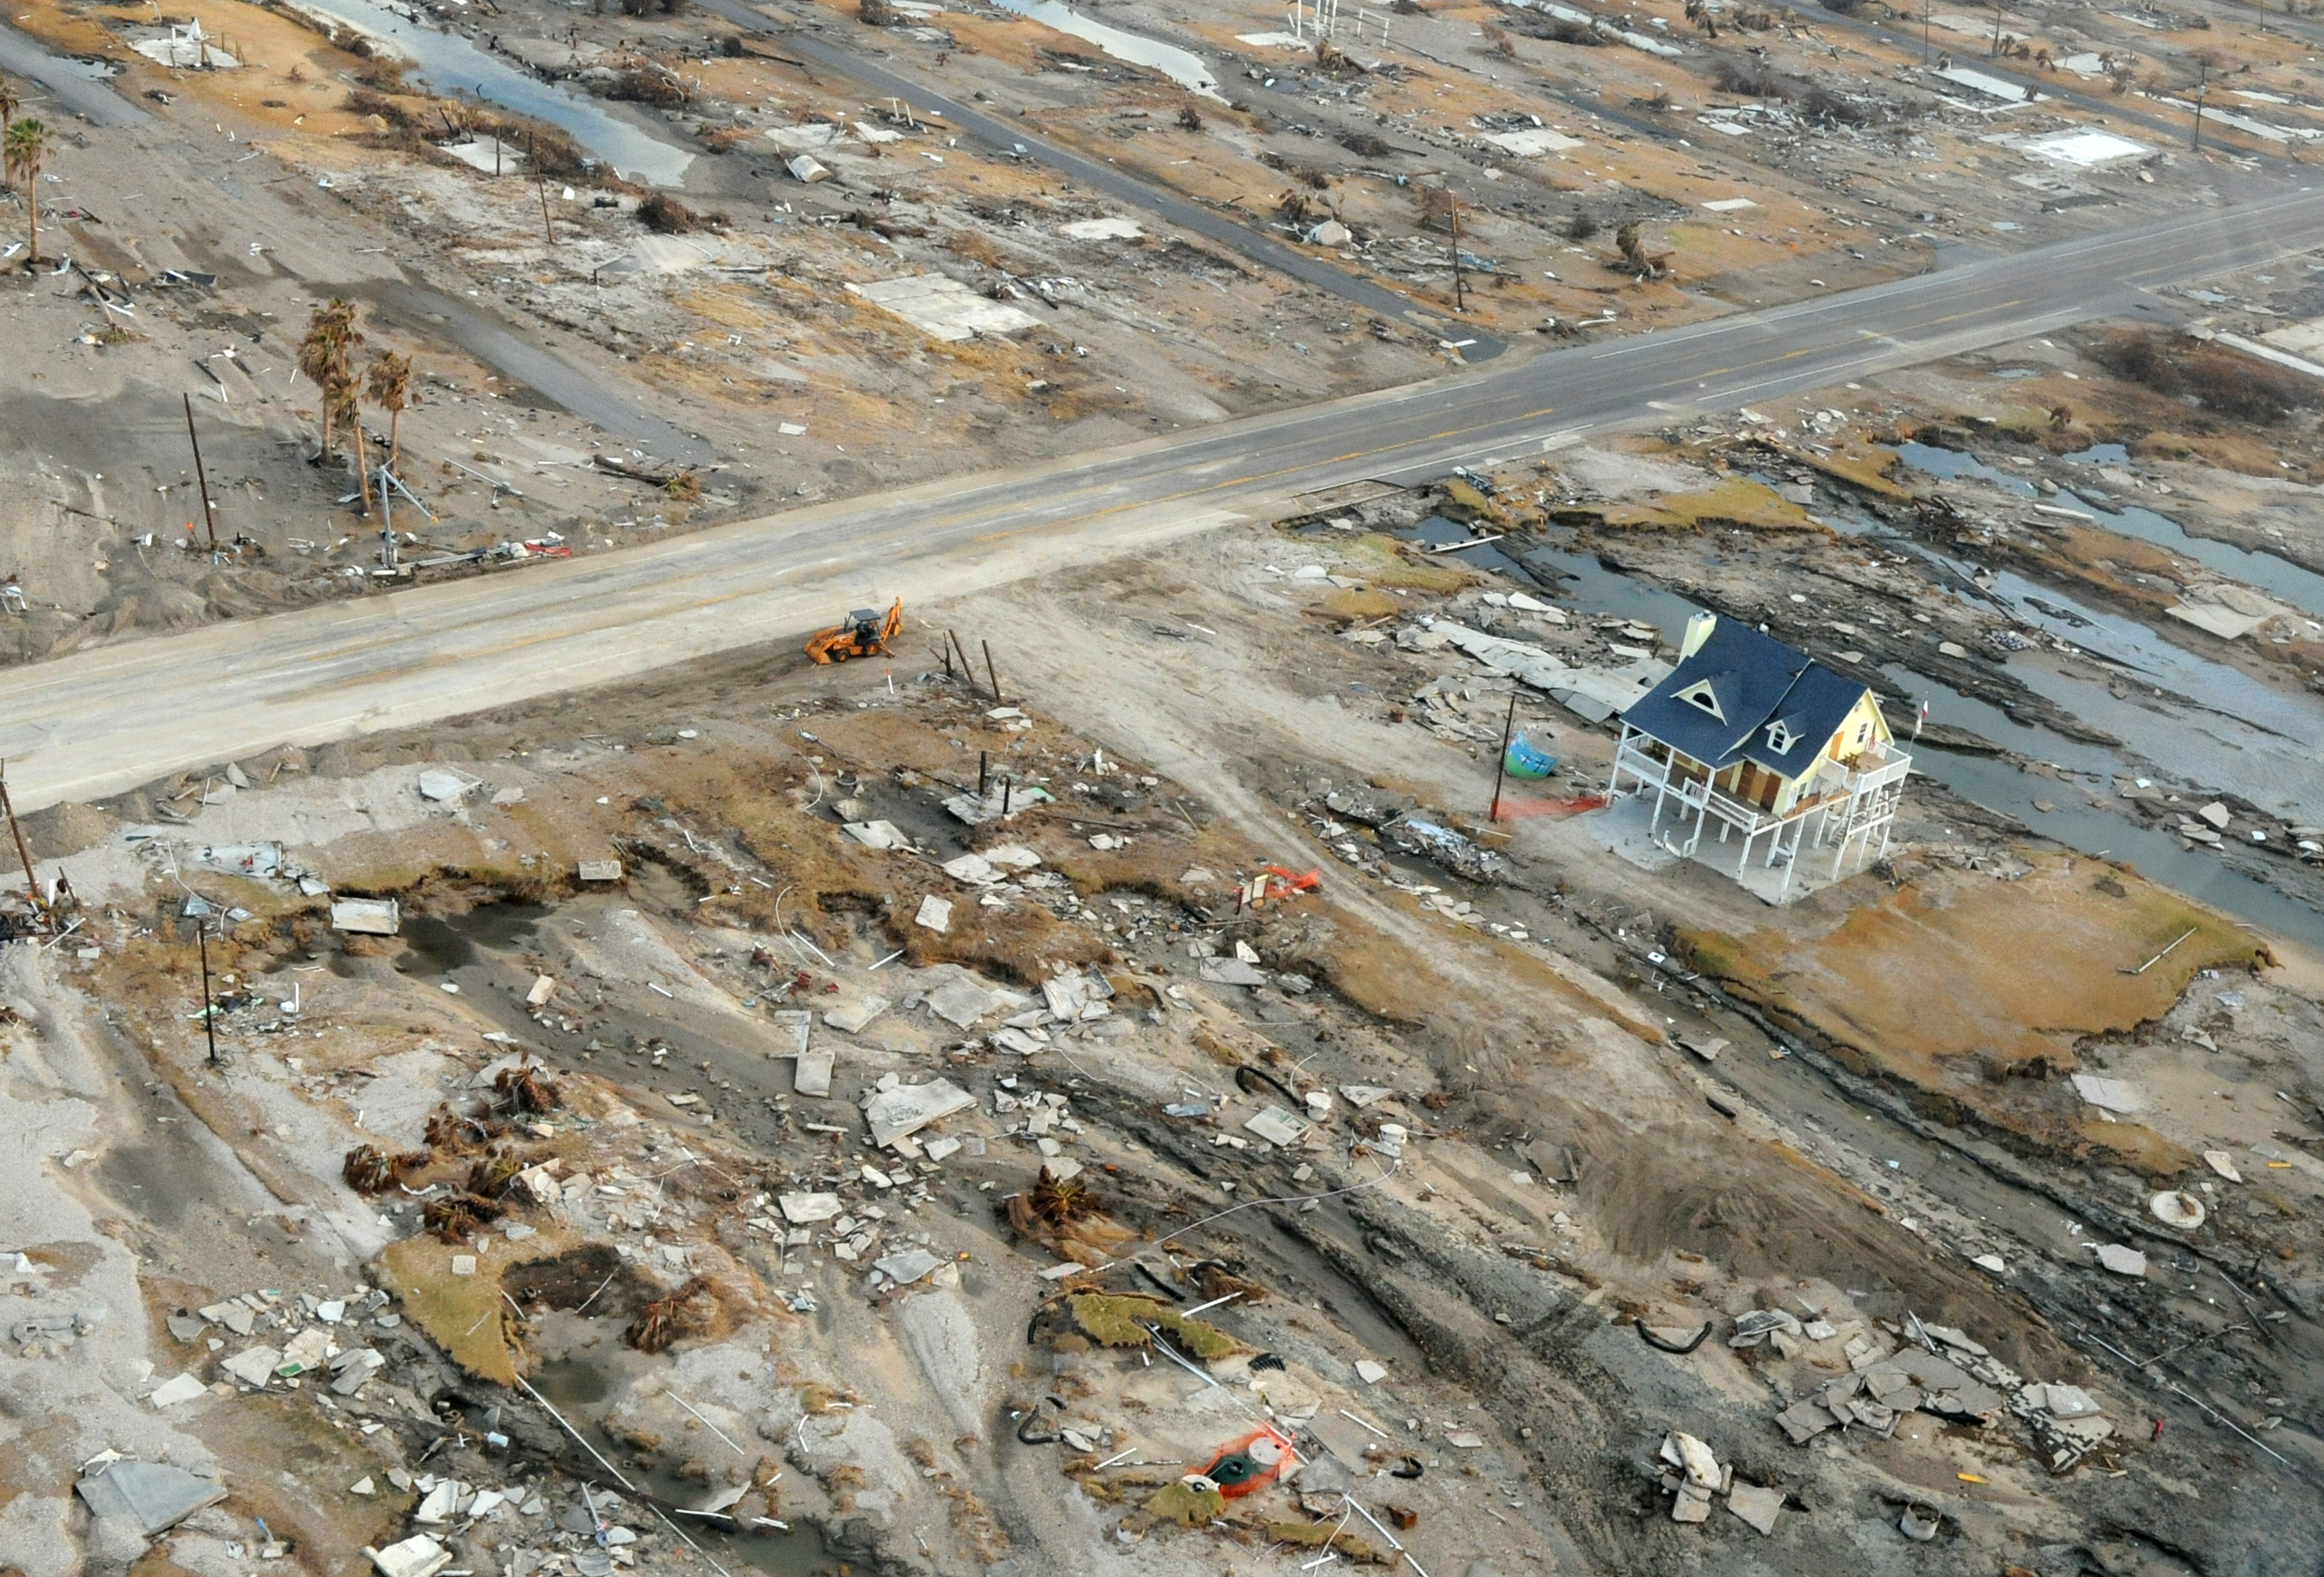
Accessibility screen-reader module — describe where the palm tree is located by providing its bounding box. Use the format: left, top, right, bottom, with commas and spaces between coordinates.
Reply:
0, 81, 20, 138
365, 350, 413, 474
297, 298, 360, 463
4, 119, 49, 265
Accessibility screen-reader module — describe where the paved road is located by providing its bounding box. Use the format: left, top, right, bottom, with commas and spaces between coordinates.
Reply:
696, 0, 1507, 360
6, 188, 2324, 811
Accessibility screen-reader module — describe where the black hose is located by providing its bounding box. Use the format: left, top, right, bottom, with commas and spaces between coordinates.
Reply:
1633, 1318, 1712, 1355
1235, 1064, 1299, 1104
1135, 1263, 1186, 1302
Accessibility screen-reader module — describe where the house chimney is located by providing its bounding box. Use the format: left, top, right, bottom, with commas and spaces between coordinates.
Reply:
1681, 610, 1717, 660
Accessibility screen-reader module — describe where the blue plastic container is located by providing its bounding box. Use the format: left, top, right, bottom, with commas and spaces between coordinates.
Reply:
1503, 733, 1558, 780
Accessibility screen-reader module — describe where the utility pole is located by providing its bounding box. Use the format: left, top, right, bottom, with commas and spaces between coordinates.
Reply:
0, 760, 39, 915
183, 393, 218, 550
2192, 56, 2209, 151
1489, 694, 1517, 822
195, 910, 220, 1067
532, 131, 555, 249
1922, 1, 1932, 63
1446, 188, 1467, 312
1990, 0, 2003, 56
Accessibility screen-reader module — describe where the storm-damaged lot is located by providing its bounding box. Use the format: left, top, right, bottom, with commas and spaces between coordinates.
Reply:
8, 0, 2324, 1567
5, 406, 2324, 1576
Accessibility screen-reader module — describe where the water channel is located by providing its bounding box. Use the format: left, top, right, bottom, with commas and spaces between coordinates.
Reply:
989, 0, 1224, 98
281, 0, 695, 184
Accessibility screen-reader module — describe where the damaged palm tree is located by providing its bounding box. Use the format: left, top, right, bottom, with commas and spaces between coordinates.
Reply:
1024, 1165, 1096, 1226
466, 1146, 526, 1197
625, 1276, 715, 1353
421, 1191, 506, 1242
341, 1143, 431, 1195
494, 1062, 561, 1114
1009, 1166, 1137, 1265
424, 1104, 508, 1154
1614, 222, 1673, 280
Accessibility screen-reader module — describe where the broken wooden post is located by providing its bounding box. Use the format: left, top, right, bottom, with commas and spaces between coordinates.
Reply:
0, 760, 38, 911
1002, 777, 1014, 816
948, 629, 976, 695
982, 639, 1004, 707
978, 750, 989, 799
1489, 692, 1517, 822
183, 393, 218, 550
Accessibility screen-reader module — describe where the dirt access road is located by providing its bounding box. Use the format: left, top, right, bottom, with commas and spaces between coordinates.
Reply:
5, 188, 2324, 811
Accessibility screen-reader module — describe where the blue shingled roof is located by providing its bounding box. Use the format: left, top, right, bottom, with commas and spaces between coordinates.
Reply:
1622, 617, 1871, 777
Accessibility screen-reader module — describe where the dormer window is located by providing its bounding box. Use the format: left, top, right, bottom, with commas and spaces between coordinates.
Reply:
1676, 680, 1723, 720
1764, 719, 1797, 755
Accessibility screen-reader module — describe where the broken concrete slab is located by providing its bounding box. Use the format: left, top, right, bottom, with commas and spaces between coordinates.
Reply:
364, 1533, 452, 1577
941, 852, 1002, 885
1197, 957, 1270, 986
416, 768, 482, 803
1727, 1481, 1783, 1535
923, 975, 999, 1027
793, 1050, 834, 1097
1060, 216, 1145, 241
330, 898, 401, 935
222, 1345, 284, 1387
148, 1371, 208, 1407
824, 998, 890, 1035
578, 859, 625, 882
844, 820, 912, 851
75, 1459, 227, 1536
781, 1192, 844, 1225
1775, 1398, 1839, 1444
849, 273, 1043, 342
863, 1079, 977, 1145
914, 894, 954, 934
873, 1248, 944, 1284
2205, 1149, 2243, 1183
1244, 1104, 1310, 1148
2095, 1243, 2147, 1277
2069, 1074, 2145, 1114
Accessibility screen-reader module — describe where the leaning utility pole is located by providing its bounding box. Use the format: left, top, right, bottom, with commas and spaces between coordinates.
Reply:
183, 393, 218, 550
0, 760, 39, 913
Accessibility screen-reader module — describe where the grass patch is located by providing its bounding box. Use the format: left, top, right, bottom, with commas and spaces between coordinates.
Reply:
1336, 532, 1475, 592
1677, 853, 2259, 1159
1595, 478, 1817, 532
377, 1237, 518, 1383
1781, 440, 1912, 500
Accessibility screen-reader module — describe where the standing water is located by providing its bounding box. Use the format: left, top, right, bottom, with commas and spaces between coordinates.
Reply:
989, 0, 1225, 98
281, 0, 696, 184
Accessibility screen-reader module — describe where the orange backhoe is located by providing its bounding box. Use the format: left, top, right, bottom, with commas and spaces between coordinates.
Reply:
805, 598, 903, 664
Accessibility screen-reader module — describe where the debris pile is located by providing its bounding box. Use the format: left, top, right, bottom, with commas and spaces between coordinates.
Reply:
1769, 1313, 2115, 1472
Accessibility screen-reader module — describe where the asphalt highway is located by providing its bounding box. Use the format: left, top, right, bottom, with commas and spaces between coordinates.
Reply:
6, 186, 2324, 811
